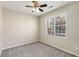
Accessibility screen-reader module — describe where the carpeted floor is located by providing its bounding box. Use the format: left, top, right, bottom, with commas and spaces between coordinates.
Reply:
1, 41, 76, 57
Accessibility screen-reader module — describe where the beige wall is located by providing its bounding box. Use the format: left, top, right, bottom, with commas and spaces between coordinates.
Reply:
2, 8, 39, 49
40, 2, 79, 56
0, 5, 3, 55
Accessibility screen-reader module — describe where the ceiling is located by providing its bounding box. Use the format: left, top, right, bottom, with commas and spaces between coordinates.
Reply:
0, 1, 73, 16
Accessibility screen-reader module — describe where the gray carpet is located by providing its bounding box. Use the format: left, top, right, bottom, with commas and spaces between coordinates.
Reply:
1, 41, 76, 57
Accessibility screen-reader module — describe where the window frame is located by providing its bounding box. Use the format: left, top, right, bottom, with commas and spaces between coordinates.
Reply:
46, 12, 67, 38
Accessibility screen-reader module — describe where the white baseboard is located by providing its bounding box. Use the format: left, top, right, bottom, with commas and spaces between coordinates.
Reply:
40, 40, 79, 57
2, 40, 38, 50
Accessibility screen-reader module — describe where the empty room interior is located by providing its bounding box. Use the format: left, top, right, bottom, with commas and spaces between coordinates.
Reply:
0, 1, 79, 57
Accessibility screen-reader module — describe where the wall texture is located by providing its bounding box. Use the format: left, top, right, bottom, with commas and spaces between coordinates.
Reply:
40, 2, 79, 56
2, 8, 39, 49
0, 5, 3, 55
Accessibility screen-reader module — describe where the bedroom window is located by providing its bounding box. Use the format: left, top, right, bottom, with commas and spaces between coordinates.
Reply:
55, 16, 66, 37
47, 12, 67, 37
47, 17, 54, 35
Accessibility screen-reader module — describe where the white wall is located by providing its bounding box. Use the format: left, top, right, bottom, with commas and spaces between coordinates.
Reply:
0, 5, 3, 55
2, 8, 39, 49
40, 2, 79, 56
